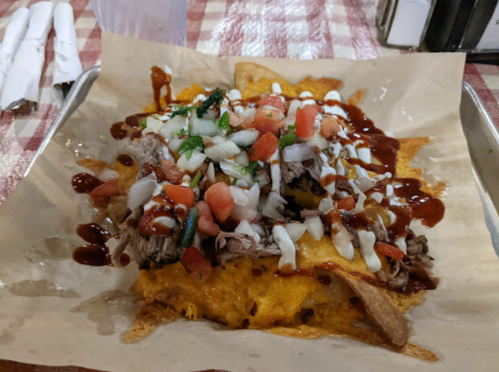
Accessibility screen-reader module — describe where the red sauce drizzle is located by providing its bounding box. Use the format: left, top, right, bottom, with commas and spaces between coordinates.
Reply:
273, 269, 316, 279
110, 122, 127, 140
71, 173, 103, 193
116, 154, 134, 166
151, 66, 172, 111
138, 194, 175, 238
143, 162, 166, 182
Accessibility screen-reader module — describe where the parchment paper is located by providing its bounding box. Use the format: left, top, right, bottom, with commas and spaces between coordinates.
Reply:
0, 33, 498, 372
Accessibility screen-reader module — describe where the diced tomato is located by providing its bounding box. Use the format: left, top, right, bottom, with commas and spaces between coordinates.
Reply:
229, 112, 253, 129
336, 195, 355, 211
204, 182, 235, 223
196, 201, 220, 236
90, 180, 120, 206
248, 132, 278, 163
180, 247, 213, 280
164, 185, 195, 207
375, 242, 405, 261
320, 116, 341, 138
259, 95, 284, 111
296, 105, 321, 138
253, 107, 283, 135
160, 159, 183, 184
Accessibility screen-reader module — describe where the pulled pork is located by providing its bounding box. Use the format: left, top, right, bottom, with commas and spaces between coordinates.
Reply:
122, 134, 165, 170
215, 232, 280, 264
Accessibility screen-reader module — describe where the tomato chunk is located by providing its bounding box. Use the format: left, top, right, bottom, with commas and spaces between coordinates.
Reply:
204, 182, 235, 223
248, 132, 278, 163
196, 201, 220, 236
336, 195, 355, 211
320, 116, 341, 138
375, 242, 405, 261
259, 95, 284, 111
296, 105, 321, 138
253, 107, 282, 135
180, 247, 213, 280
164, 185, 195, 207
90, 180, 120, 207
229, 112, 253, 129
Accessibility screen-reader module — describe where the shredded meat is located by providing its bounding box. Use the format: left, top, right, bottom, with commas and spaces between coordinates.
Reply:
280, 156, 325, 196
281, 161, 306, 184
302, 157, 322, 182
122, 134, 164, 170
336, 179, 356, 197
215, 232, 280, 264
372, 216, 388, 242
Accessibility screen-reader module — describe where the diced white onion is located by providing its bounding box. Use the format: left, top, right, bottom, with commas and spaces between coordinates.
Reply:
287, 99, 303, 116
284, 223, 308, 243
205, 140, 241, 162
127, 173, 157, 212
235, 219, 261, 243
146, 116, 164, 132
168, 137, 185, 153
231, 204, 257, 222
177, 151, 206, 172
252, 170, 269, 188
240, 107, 257, 118
159, 118, 185, 140
207, 162, 215, 183
304, 216, 324, 241
98, 168, 119, 182
189, 116, 219, 136
246, 183, 260, 211
251, 223, 266, 237
358, 230, 381, 272
230, 186, 250, 206
193, 94, 207, 104
235, 151, 249, 166
228, 89, 242, 101
229, 130, 260, 147
344, 144, 358, 158
219, 161, 253, 183
319, 196, 334, 214
284, 116, 296, 128
262, 191, 286, 220
211, 136, 226, 145
309, 132, 328, 150
270, 149, 280, 193
283, 144, 315, 162
273, 225, 297, 270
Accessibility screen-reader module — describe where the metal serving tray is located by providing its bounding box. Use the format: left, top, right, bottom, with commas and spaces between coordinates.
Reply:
24, 67, 499, 256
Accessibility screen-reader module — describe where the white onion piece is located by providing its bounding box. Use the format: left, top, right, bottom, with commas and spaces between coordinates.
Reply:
273, 225, 297, 270
231, 204, 257, 222
240, 107, 257, 118
284, 223, 308, 243
251, 223, 266, 237
230, 186, 250, 206
357, 176, 376, 193
146, 116, 164, 132
235, 151, 249, 166
205, 140, 241, 162
177, 151, 206, 173
207, 162, 215, 183
319, 196, 334, 214
262, 191, 286, 220
200, 109, 216, 120
159, 119, 185, 140
219, 161, 253, 183
283, 144, 315, 162
304, 216, 324, 241
229, 130, 259, 147
98, 168, 119, 182
193, 94, 207, 103
235, 180, 248, 187
287, 99, 303, 116
309, 132, 328, 150
127, 173, 157, 212
235, 219, 261, 243
246, 183, 260, 211
168, 137, 185, 153
189, 116, 219, 136
252, 170, 269, 188
284, 116, 296, 128
270, 149, 281, 193
211, 136, 226, 145
358, 230, 381, 272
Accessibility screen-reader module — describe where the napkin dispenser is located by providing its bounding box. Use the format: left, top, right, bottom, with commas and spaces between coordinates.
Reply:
376, 0, 436, 48
425, 0, 499, 53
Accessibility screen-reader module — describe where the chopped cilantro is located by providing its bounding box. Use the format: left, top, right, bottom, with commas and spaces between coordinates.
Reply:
139, 118, 147, 128
233, 165, 248, 175
171, 105, 195, 119
196, 88, 226, 118
278, 132, 296, 149
189, 171, 202, 189
296, 107, 301, 111
179, 136, 204, 160
266, 112, 273, 119
231, 178, 237, 186
287, 124, 296, 130
176, 128, 187, 137
245, 161, 260, 175
218, 111, 231, 131
489, 149, 494, 154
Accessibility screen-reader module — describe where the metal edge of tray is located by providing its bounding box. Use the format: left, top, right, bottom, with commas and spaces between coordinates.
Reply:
460, 82, 499, 256
20, 70, 499, 256
23, 66, 102, 177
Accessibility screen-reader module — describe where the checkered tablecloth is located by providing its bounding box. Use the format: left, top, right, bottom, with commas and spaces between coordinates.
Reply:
1, 0, 499, 371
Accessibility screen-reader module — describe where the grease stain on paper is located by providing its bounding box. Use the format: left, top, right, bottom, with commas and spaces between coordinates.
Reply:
71, 290, 136, 336
0, 318, 25, 345
44, 236, 76, 259
8, 280, 80, 298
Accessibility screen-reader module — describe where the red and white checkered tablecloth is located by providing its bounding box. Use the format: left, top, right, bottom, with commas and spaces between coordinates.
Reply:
1, 0, 499, 371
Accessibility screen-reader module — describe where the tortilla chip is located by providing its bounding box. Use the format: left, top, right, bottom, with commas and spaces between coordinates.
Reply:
332, 269, 410, 348
123, 302, 177, 343
176, 83, 205, 102
235, 62, 297, 99
293, 77, 343, 100
347, 89, 366, 106
397, 137, 446, 197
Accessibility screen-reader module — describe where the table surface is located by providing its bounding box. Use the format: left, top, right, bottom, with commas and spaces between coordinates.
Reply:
1, 0, 498, 371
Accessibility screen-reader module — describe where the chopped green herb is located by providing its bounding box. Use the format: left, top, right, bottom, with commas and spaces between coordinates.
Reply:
179, 136, 204, 160
179, 207, 199, 248
296, 107, 301, 111
176, 128, 187, 137
196, 88, 226, 118
278, 132, 296, 149
279, 115, 288, 121
287, 124, 296, 130
266, 112, 273, 119
253, 179, 260, 184
139, 118, 147, 128
257, 205, 261, 212
189, 171, 202, 189
489, 149, 494, 154
231, 178, 237, 186
218, 111, 231, 131
245, 161, 260, 175
171, 105, 195, 119
233, 165, 248, 175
